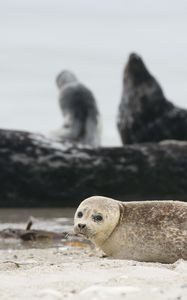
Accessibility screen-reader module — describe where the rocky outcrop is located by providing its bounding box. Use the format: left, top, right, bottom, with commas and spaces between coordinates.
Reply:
0, 129, 187, 206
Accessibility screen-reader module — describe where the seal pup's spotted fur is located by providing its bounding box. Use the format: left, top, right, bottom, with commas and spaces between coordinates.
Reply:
74, 196, 187, 263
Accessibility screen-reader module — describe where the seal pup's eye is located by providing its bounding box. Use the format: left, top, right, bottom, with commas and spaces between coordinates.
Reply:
77, 211, 83, 218
92, 215, 103, 222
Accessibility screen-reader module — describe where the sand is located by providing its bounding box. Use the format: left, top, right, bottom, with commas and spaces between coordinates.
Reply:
0, 245, 187, 300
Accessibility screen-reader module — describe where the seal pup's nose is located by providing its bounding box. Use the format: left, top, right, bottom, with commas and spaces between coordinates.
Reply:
78, 223, 86, 229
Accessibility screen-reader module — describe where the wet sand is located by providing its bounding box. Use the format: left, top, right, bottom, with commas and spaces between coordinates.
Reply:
0, 245, 187, 300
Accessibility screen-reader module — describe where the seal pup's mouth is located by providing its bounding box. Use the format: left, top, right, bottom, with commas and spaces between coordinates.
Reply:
74, 225, 96, 240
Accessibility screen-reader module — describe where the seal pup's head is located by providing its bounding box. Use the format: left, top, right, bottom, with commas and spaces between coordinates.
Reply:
74, 196, 120, 247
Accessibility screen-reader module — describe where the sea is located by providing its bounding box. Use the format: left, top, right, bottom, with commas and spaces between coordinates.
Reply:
0, 207, 75, 249
0, 0, 187, 146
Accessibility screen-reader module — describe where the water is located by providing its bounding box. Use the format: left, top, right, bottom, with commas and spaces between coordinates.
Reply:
0, 208, 75, 249
0, 0, 187, 146
0, 208, 75, 224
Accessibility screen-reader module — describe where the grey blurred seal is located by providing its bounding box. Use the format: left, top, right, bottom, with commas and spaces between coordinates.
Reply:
74, 196, 187, 263
117, 53, 187, 145
52, 70, 101, 147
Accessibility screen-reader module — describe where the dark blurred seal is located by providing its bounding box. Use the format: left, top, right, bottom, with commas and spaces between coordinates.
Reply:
51, 70, 101, 147
117, 53, 187, 144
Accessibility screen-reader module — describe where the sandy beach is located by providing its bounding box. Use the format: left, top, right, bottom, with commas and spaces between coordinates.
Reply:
0, 245, 187, 300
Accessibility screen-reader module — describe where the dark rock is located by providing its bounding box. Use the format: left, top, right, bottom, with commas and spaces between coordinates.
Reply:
0, 129, 187, 206
117, 53, 187, 144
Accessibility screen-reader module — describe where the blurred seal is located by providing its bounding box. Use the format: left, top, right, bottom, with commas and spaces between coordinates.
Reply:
74, 196, 187, 263
117, 53, 187, 144
51, 70, 101, 147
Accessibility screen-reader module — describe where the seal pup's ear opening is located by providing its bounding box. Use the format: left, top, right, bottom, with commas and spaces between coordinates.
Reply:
56, 70, 77, 88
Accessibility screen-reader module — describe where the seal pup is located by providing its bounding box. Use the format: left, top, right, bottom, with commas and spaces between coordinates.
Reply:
74, 196, 187, 263
51, 70, 101, 147
117, 53, 187, 145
